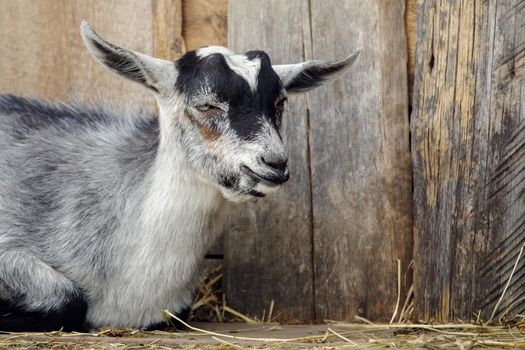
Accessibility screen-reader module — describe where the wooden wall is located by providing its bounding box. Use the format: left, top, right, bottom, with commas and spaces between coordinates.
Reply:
0, 0, 178, 105
412, 0, 525, 321
3, 0, 518, 324
0, 0, 226, 102
183, 0, 227, 50
405, 0, 418, 105
225, 0, 412, 322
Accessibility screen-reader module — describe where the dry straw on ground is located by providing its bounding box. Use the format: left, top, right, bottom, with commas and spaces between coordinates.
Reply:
1, 245, 524, 349
1, 316, 524, 349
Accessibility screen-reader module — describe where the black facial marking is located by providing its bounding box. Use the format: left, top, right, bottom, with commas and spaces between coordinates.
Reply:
174, 51, 199, 93
285, 60, 347, 92
248, 189, 265, 197
244, 51, 284, 130
218, 174, 239, 189
174, 49, 284, 140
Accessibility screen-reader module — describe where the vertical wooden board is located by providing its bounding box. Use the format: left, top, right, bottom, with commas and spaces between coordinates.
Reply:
405, 0, 419, 105
224, 0, 315, 321
0, 0, 184, 106
308, 0, 412, 321
0, 0, 74, 99
183, 0, 228, 50
153, 0, 186, 60
481, 1, 525, 319
412, 0, 525, 321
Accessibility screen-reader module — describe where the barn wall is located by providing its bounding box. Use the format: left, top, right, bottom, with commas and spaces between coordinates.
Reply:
225, 0, 412, 322
412, 0, 525, 321
183, 0, 227, 50
225, 1, 317, 321
0, 0, 174, 106
0, 0, 227, 103
405, 0, 418, 105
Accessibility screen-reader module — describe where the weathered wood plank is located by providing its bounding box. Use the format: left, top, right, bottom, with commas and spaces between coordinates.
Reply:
153, 0, 186, 60
225, 0, 412, 322
183, 0, 228, 50
412, 0, 525, 321
308, 0, 412, 322
0, 0, 184, 106
405, 0, 419, 104
224, 0, 315, 321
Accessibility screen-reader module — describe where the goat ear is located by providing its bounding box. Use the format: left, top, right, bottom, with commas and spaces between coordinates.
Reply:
273, 49, 360, 94
80, 21, 177, 95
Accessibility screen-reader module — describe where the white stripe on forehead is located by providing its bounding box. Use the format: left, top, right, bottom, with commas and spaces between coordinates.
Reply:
197, 46, 234, 57
196, 46, 261, 92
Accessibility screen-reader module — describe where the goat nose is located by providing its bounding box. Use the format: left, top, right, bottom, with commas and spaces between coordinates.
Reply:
261, 155, 288, 171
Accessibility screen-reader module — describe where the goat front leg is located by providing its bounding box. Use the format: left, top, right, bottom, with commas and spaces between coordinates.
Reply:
0, 250, 87, 332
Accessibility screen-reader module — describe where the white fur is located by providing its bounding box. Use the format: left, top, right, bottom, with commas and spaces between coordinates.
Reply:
86, 98, 223, 327
224, 55, 261, 92
196, 46, 234, 58
197, 46, 261, 92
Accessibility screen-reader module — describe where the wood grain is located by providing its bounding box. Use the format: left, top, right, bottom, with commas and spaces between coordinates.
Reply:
405, 0, 419, 105
308, 0, 412, 322
225, 0, 315, 321
0, 0, 184, 106
412, 0, 525, 321
183, 0, 228, 50
153, 0, 186, 60
226, 0, 412, 322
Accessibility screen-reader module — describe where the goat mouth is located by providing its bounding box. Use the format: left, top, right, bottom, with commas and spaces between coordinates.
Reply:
247, 189, 266, 197
241, 165, 281, 187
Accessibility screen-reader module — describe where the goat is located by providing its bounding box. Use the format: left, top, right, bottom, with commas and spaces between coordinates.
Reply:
0, 22, 359, 331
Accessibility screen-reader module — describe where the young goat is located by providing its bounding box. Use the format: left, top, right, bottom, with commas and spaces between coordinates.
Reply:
0, 22, 359, 331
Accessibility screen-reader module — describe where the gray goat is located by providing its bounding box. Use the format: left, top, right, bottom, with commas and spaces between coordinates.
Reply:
0, 22, 359, 331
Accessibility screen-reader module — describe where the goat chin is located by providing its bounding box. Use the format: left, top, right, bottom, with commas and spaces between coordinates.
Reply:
219, 188, 255, 202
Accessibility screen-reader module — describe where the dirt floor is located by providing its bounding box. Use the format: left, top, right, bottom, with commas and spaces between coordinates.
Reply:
1, 322, 525, 349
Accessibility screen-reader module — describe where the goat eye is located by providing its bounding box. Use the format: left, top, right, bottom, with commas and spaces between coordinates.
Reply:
196, 103, 223, 114
275, 97, 287, 112
196, 104, 211, 112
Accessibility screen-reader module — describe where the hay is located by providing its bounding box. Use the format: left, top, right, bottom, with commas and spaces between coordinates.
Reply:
189, 266, 280, 325
489, 243, 525, 322
190, 265, 226, 323
161, 311, 525, 349
2, 320, 525, 350
2, 246, 525, 349
161, 245, 525, 349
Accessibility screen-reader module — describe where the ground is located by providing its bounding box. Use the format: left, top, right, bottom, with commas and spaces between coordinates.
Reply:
1, 322, 524, 349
